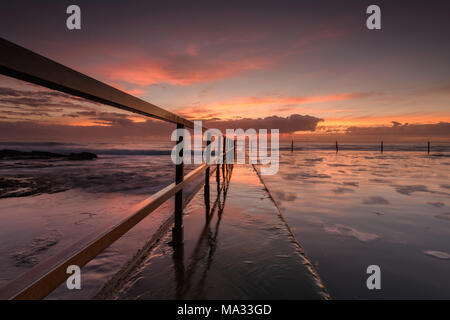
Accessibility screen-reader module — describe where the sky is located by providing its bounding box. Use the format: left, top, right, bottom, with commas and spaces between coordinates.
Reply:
1, 0, 450, 142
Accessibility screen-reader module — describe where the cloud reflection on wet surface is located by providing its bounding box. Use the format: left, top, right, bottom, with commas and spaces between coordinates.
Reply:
258, 150, 450, 299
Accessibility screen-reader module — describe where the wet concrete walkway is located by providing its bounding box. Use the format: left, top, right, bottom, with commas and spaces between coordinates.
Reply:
109, 165, 329, 299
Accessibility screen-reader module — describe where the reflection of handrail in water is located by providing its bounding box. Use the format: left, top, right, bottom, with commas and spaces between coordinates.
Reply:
194, 173, 231, 296
172, 164, 233, 299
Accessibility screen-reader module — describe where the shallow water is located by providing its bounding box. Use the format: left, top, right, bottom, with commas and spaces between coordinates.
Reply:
0, 141, 198, 298
1, 141, 450, 299
258, 150, 450, 299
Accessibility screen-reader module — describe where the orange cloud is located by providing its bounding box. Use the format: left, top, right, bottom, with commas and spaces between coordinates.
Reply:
98, 55, 273, 86
110, 82, 146, 97
87, 26, 347, 89
177, 92, 373, 119
321, 113, 450, 128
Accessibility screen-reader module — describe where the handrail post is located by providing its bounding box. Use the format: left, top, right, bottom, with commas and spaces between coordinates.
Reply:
216, 136, 221, 190
204, 136, 211, 217
172, 123, 184, 245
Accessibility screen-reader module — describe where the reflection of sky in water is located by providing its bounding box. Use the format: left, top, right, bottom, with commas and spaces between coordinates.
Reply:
259, 150, 450, 299
1, 141, 450, 299
0, 142, 198, 297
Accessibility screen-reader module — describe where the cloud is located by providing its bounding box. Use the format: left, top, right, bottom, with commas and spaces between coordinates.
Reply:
414, 85, 450, 96
0, 118, 174, 142
177, 92, 373, 119
98, 54, 274, 86
0, 85, 322, 136
0, 86, 103, 121
240, 93, 372, 106
64, 111, 138, 126
0, 86, 143, 125
206, 114, 323, 133
0, 86, 94, 101
0, 113, 322, 142
424, 250, 450, 260
346, 121, 450, 139
79, 24, 347, 88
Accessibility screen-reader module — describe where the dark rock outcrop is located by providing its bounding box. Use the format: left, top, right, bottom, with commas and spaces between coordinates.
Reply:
67, 152, 98, 160
0, 149, 97, 161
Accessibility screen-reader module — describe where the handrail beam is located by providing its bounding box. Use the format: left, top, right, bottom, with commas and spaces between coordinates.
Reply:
0, 37, 195, 129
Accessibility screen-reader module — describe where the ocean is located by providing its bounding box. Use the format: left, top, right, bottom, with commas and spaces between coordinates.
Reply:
0, 141, 449, 299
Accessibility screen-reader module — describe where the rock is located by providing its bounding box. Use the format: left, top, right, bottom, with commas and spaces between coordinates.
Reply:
0, 149, 97, 161
68, 152, 97, 160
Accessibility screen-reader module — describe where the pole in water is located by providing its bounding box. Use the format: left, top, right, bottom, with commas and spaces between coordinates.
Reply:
335, 140, 338, 153
381, 141, 384, 154
291, 140, 294, 152
428, 141, 430, 154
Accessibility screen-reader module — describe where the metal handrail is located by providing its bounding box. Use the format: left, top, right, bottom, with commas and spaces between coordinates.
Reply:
0, 37, 236, 300
0, 38, 194, 129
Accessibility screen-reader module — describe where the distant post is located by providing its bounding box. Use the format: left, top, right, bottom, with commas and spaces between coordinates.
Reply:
428, 141, 431, 154
291, 140, 294, 152
216, 157, 220, 188
173, 123, 184, 245
336, 140, 339, 153
234, 137, 237, 162
223, 136, 226, 177
381, 141, 384, 154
